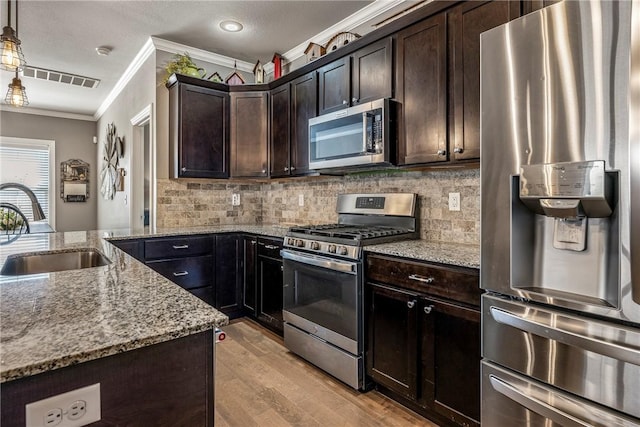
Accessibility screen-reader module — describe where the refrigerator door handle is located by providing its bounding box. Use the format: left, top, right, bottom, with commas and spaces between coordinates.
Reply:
488, 374, 637, 427
489, 306, 640, 366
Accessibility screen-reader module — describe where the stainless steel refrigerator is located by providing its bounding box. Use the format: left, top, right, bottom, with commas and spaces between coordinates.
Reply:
480, 1, 640, 425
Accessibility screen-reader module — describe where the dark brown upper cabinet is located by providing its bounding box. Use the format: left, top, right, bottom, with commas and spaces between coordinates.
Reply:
290, 72, 317, 176
396, 13, 448, 165
318, 37, 393, 115
168, 78, 229, 179
449, 1, 520, 162
270, 85, 291, 178
230, 91, 269, 178
522, 0, 561, 15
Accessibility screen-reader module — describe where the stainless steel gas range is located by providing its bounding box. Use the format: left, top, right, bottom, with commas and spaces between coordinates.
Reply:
281, 193, 417, 390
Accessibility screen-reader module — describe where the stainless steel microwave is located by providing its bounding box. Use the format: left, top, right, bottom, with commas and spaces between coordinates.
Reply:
308, 98, 395, 171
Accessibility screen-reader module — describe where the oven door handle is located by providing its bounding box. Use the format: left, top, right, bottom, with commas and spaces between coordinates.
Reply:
281, 250, 357, 274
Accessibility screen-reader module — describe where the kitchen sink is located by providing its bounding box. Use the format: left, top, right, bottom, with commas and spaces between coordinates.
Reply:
0, 249, 112, 276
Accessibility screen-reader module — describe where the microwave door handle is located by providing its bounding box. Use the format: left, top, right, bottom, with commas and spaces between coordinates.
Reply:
362, 112, 368, 153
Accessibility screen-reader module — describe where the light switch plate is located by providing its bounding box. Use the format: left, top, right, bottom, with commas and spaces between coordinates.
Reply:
298, 194, 304, 207
231, 193, 240, 206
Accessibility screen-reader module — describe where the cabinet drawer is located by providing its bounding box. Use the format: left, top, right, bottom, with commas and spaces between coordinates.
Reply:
257, 237, 283, 259
144, 235, 213, 260
366, 254, 480, 306
147, 255, 214, 289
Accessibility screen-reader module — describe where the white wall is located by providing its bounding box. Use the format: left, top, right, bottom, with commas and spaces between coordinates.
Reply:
96, 52, 157, 229
0, 111, 97, 232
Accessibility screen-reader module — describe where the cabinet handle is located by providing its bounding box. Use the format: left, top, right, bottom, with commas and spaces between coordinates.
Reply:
290, 166, 296, 171
262, 169, 266, 174
281, 265, 284, 271
181, 166, 187, 172
173, 271, 189, 277
408, 274, 434, 284
172, 245, 189, 249
424, 305, 434, 314
352, 97, 359, 103
453, 147, 463, 154
284, 166, 289, 172
437, 149, 446, 156
407, 300, 417, 309
264, 244, 279, 250
342, 100, 348, 105
251, 240, 257, 245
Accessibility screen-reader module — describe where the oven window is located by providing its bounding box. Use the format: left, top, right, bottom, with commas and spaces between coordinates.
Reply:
283, 258, 359, 342
310, 115, 365, 162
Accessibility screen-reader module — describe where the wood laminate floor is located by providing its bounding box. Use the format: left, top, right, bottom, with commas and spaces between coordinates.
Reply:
215, 319, 437, 426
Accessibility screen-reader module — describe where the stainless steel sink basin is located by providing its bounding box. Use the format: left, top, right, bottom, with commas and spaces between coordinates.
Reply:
0, 249, 112, 276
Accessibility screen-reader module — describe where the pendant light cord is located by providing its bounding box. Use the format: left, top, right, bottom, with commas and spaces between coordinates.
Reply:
15, 0, 19, 37
7, 0, 12, 29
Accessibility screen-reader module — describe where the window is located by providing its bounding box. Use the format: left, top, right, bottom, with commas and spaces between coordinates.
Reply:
0, 137, 56, 231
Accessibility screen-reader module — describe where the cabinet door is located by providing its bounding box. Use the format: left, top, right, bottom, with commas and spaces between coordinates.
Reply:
352, 37, 393, 105
318, 56, 351, 115
258, 256, 284, 333
215, 235, 242, 318
170, 83, 229, 178
522, 0, 560, 15
396, 13, 448, 165
111, 239, 141, 261
366, 282, 420, 400
450, 1, 520, 161
290, 72, 317, 175
270, 85, 291, 177
230, 92, 269, 177
242, 236, 258, 315
421, 297, 481, 426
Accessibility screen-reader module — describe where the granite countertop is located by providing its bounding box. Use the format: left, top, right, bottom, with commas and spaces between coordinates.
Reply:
365, 240, 480, 269
0, 224, 477, 383
0, 229, 236, 383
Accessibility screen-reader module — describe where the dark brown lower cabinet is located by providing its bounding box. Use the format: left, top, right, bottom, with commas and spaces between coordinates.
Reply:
256, 237, 284, 335
366, 283, 420, 400
365, 254, 481, 427
215, 234, 243, 318
242, 235, 258, 315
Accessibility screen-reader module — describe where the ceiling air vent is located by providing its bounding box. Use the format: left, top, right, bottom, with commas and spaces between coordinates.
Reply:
22, 66, 100, 89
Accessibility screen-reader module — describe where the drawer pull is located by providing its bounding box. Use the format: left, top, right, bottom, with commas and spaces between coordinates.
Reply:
172, 245, 189, 249
424, 305, 434, 314
264, 244, 280, 250
173, 271, 189, 277
408, 274, 434, 284
407, 300, 417, 309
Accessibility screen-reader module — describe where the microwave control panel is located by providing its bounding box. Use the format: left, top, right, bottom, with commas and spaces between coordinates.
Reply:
366, 109, 383, 153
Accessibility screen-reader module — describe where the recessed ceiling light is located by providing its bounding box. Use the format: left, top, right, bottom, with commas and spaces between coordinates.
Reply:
96, 46, 112, 56
220, 20, 243, 32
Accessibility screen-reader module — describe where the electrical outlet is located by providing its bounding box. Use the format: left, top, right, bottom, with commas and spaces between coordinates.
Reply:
231, 193, 240, 206
298, 194, 304, 207
26, 383, 101, 427
448, 192, 461, 211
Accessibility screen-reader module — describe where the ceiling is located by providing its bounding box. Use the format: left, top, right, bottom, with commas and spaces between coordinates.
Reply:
0, 0, 416, 118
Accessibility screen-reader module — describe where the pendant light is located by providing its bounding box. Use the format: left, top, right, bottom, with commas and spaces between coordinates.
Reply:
5, 70, 29, 107
1, 0, 27, 71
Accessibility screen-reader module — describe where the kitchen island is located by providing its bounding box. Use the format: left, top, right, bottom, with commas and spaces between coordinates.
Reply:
0, 229, 233, 426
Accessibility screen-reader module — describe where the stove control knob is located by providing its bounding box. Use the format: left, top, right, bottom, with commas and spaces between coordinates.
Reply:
310, 241, 320, 250
328, 245, 337, 253
287, 237, 294, 245
339, 246, 348, 256
296, 239, 305, 248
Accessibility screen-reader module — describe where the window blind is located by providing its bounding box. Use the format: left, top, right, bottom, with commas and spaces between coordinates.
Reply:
0, 142, 52, 225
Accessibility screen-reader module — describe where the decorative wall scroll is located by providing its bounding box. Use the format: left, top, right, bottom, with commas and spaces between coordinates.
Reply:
100, 123, 124, 200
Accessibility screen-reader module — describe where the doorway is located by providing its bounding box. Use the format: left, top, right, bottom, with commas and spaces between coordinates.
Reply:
130, 104, 156, 230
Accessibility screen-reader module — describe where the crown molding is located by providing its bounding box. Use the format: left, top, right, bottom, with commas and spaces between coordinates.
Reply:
0, 105, 95, 121
94, 37, 155, 120
280, 0, 407, 64
151, 37, 254, 73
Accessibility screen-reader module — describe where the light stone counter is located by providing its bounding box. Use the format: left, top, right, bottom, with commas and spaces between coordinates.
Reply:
0, 225, 287, 382
365, 240, 480, 269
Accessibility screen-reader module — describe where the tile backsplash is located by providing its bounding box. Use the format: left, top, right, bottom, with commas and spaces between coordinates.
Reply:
156, 168, 480, 245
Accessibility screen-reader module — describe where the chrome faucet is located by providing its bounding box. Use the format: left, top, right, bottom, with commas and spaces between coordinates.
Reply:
0, 182, 46, 221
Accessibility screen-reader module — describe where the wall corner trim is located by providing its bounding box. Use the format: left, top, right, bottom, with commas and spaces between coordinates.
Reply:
93, 37, 156, 121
